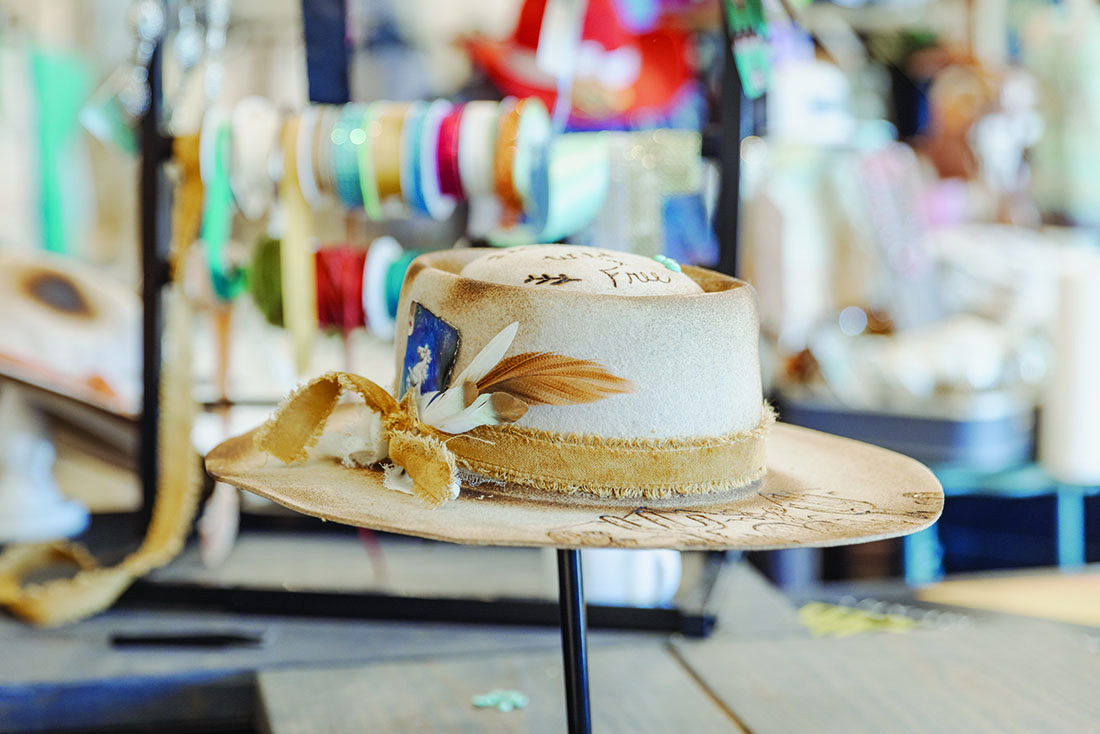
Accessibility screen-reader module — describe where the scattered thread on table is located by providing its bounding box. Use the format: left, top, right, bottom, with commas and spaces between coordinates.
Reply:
471, 689, 529, 712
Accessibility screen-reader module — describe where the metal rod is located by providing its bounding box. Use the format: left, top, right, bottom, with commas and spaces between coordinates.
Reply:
138, 40, 166, 530
556, 548, 591, 734
716, 4, 745, 278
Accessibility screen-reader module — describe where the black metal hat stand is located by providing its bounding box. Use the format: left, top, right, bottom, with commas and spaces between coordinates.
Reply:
136, 7, 746, 729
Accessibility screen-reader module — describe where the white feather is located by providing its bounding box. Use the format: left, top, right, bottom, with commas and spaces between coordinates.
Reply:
418, 387, 463, 427
417, 322, 520, 433
428, 393, 501, 434
452, 321, 519, 386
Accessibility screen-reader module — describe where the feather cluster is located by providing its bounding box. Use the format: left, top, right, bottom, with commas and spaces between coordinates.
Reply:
417, 322, 634, 434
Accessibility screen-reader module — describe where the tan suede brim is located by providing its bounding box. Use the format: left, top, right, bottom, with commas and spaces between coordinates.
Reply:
205, 417, 943, 551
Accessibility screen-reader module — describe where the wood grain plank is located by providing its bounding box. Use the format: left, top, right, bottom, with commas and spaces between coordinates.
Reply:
0, 608, 653, 731
0, 610, 569, 687
707, 562, 808, 640
259, 645, 746, 734
673, 624, 1100, 734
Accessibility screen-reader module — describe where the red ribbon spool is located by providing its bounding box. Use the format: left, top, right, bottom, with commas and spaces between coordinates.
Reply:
314, 245, 367, 335
436, 104, 466, 201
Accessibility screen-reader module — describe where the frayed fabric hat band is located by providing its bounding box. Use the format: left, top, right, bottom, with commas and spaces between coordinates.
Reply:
451, 404, 776, 499
254, 369, 774, 504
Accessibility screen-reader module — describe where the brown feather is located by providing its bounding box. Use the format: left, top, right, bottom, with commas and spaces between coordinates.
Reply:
475, 352, 551, 388
462, 380, 479, 408
489, 392, 529, 421
477, 352, 635, 406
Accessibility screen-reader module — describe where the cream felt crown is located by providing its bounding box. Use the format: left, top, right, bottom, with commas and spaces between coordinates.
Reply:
253, 245, 773, 507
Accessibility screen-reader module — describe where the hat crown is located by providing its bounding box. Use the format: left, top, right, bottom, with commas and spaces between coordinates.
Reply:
460, 245, 701, 296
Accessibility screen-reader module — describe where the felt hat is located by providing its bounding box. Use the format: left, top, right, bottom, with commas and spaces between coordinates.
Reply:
465, 0, 696, 129
207, 246, 942, 550
0, 251, 139, 416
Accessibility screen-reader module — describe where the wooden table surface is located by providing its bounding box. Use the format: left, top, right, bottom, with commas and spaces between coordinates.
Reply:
1, 539, 1098, 734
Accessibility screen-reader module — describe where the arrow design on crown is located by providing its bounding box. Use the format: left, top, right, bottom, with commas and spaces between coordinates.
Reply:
523, 273, 582, 285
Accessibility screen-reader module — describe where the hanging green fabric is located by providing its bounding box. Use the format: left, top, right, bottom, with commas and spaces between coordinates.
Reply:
723, 0, 770, 100
201, 122, 247, 301
31, 47, 90, 254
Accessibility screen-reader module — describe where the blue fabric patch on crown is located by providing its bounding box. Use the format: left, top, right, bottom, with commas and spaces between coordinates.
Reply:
400, 302, 460, 397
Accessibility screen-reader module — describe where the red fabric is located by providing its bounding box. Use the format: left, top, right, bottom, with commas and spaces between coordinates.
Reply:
510, 0, 636, 52
467, 28, 692, 126
466, 0, 693, 126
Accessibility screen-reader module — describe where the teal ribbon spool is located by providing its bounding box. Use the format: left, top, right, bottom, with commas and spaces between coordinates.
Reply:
385, 249, 422, 319
202, 122, 248, 301
331, 103, 367, 208
540, 133, 609, 241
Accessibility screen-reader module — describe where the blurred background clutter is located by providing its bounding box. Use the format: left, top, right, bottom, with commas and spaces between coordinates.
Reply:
0, 0, 1098, 649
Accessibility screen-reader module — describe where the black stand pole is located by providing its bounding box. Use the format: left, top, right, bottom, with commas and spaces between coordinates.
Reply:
556, 549, 591, 734
138, 40, 171, 531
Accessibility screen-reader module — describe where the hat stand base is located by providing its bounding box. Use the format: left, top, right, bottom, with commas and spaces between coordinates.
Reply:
557, 548, 592, 734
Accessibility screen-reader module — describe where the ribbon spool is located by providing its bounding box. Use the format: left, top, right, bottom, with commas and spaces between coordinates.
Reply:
539, 133, 609, 241
314, 105, 340, 200
363, 236, 423, 340
374, 104, 407, 203
296, 105, 326, 208
436, 103, 466, 201
249, 238, 373, 337
489, 133, 610, 246
249, 235, 284, 328
314, 245, 367, 335
360, 102, 408, 221
511, 97, 552, 215
385, 249, 420, 320
229, 95, 280, 221
457, 100, 500, 200
494, 98, 555, 231
493, 97, 522, 216
331, 103, 368, 208
400, 102, 430, 215
358, 102, 384, 220
419, 100, 457, 221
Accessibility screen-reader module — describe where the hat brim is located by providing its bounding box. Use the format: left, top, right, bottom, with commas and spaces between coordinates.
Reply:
206, 414, 943, 551
0, 251, 139, 417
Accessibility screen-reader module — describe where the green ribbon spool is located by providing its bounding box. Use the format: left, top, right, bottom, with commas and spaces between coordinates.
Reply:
249, 235, 284, 327
357, 103, 384, 221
